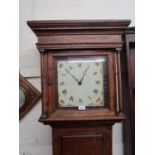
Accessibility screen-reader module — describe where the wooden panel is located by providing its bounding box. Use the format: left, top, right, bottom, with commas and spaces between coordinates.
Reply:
27, 20, 131, 36
128, 43, 135, 87
62, 134, 104, 155
38, 35, 121, 44
126, 29, 135, 155
27, 20, 131, 30
123, 27, 135, 155
52, 125, 112, 155
40, 52, 49, 119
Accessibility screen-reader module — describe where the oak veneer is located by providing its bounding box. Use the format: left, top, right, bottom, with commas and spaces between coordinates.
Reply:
28, 20, 130, 155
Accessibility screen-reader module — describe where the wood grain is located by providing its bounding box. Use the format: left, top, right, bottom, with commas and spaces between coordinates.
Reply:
28, 20, 130, 155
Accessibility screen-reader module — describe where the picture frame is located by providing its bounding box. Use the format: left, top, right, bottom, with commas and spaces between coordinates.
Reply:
19, 73, 41, 119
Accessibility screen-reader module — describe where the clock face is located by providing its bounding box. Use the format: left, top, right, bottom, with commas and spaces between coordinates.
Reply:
57, 56, 106, 107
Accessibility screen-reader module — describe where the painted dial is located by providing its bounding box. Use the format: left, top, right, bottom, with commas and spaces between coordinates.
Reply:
57, 57, 105, 107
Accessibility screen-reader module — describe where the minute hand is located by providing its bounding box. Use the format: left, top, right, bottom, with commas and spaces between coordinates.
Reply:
79, 65, 90, 84
65, 69, 79, 83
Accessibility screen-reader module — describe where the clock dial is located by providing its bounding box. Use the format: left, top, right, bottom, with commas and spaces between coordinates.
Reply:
57, 57, 105, 107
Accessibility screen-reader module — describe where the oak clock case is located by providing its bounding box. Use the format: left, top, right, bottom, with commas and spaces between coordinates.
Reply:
27, 20, 130, 155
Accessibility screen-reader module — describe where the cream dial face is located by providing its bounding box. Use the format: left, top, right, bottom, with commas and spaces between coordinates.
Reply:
57, 57, 105, 107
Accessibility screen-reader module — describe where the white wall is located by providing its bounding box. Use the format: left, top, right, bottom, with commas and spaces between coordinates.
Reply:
19, 0, 135, 155
19, 78, 53, 155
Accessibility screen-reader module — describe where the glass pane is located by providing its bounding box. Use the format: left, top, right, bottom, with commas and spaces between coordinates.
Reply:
19, 88, 26, 108
56, 56, 108, 108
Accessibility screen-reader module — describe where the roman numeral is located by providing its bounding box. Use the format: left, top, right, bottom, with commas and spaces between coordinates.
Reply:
62, 90, 67, 95
93, 89, 98, 94
96, 81, 100, 84
69, 96, 74, 102
79, 98, 83, 103
60, 82, 65, 86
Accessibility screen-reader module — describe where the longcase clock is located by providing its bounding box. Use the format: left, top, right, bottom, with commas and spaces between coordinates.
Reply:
28, 20, 130, 155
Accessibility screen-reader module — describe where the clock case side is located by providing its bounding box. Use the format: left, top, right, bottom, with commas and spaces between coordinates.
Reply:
27, 20, 131, 125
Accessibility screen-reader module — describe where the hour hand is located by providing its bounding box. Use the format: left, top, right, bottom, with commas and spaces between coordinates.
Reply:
65, 69, 79, 83
79, 65, 90, 84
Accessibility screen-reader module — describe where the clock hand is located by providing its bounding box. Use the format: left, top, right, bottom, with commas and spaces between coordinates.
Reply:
79, 65, 90, 85
65, 68, 80, 83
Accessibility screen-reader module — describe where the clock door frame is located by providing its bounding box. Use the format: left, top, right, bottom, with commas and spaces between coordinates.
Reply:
45, 49, 118, 121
